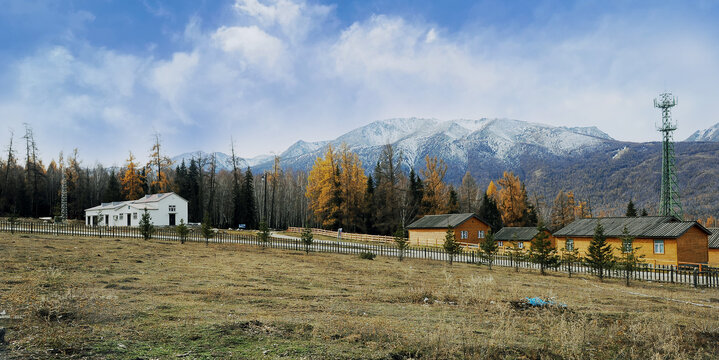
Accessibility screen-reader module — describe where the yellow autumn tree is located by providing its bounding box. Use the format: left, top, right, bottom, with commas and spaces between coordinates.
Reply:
338, 144, 367, 231
487, 180, 497, 199
306, 145, 341, 228
420, 155, 448, 215
122, 152, 144, 200
496, 171, 528, 226
551, 190, 576, 230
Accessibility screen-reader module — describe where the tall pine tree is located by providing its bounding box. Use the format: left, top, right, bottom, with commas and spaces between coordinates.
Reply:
585, 221, 615, 281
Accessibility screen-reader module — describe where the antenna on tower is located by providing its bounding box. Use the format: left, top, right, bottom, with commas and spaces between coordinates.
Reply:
654, 92, 683, 219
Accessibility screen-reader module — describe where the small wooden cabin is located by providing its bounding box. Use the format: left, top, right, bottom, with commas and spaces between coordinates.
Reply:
708, 228, 719, 267
494, 227, 554, 252
407, 213, 491, 247
553, 216, 710, 266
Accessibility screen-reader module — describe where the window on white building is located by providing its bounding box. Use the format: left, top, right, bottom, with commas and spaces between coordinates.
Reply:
169, 205, 176, 212
119, 214, 123, 219
133, 213, 138, 219
654, 240, 664, 254
460, 231, 468, 239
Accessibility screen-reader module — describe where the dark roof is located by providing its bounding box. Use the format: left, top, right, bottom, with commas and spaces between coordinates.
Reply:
553, 216, 711, 238
407, 213, 485, 229
494, 227, 542, 241
709, 228, 719, 249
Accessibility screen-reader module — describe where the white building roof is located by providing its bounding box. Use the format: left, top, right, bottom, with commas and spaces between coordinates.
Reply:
85, 192, 183, 212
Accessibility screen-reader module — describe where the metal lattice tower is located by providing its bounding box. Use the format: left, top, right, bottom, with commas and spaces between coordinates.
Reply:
60, 157, 68, 222
654, 92, 683, 219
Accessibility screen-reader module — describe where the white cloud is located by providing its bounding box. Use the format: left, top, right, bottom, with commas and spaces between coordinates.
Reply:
212, 25, 286, 71
2, 0, 719, 165
232, 0, 332, 41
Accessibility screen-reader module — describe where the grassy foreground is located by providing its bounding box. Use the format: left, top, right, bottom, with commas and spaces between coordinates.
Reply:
1, 233, 719, 359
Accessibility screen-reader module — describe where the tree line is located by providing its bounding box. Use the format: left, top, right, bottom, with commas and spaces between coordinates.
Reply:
3, 126, 709, 233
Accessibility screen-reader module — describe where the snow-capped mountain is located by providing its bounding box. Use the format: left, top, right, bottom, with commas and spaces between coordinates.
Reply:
251, 118, 618, 180
685, 122, 719, 142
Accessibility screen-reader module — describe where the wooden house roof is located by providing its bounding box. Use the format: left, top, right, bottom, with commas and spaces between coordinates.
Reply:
709, 228, 719, 249
494, 227, 543, 241
553, 216, 710, 239
407, 213, 486, 229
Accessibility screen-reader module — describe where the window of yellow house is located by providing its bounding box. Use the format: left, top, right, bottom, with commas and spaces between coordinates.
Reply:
498, 241, 503, 247
566, 239, 574, 251
460, 231, 468, 239
518, 242, 524, 249
478, 231, 485, 239
654, 240, 664, 254
622, 238, 633, 253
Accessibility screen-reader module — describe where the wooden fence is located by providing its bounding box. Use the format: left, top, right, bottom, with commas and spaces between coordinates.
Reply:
286, 227, 395, 243
2, 221, 718, 288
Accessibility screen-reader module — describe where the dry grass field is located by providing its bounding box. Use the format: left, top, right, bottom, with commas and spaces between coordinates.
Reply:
1, 232, 719, 359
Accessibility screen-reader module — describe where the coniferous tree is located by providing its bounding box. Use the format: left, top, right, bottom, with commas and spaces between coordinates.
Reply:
258, 219, 270, 248
640, 208, 648, 216
496, 171, 529, 226
479, 230, 498, 269
458, 171, 478, 213
585, 221, 615, 281
507, 234, 526, 272
393, 225, 409, 262
626, 200, 638, 217
560, 247, 581, 278
420, 155, 448, 215
478, 193, 503, 233
240, 167, 257, 229
121, 152, 144, 201
301, 223, 314, 254
362, 175, 376, 233
186, 159, 201, 222
447, 187, 460, 214
139, 209, 154, 241
176, 219, 189, 244
617, 225, 644, 286
443, 225, 462, 265
201, 213, 214, 246
373, 144, 402, 234
408, 168, 424, 220
529, 226, 560, 275
103, 170, 122, 202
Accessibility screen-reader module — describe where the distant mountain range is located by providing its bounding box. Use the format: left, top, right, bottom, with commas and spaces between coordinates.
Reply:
686, 122, 719, 142
173, 118, 719, 218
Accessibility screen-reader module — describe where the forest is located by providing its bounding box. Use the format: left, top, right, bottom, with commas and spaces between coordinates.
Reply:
1, 125, 715, 235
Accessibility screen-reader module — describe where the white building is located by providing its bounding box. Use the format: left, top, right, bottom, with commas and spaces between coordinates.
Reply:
84, 192, 188, 227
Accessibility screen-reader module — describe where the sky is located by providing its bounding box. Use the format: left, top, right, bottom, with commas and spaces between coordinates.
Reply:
1, 0, 719, 166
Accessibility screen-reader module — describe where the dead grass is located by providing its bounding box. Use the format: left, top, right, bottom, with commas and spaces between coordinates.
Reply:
1, 232, 718, 359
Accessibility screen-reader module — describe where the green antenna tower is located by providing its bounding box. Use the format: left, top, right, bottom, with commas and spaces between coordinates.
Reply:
654, 92, 683, 219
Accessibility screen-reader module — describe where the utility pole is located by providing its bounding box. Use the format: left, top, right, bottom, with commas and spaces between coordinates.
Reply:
263, 172, 268, 221
654, 92, 683, 219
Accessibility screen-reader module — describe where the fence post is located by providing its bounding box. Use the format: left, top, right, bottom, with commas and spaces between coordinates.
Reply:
693, 269, 699, 288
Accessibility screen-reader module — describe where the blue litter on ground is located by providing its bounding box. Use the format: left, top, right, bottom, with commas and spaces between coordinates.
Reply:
525, 297, 567, 308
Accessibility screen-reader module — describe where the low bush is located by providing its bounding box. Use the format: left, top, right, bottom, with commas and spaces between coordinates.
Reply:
359, 251, 376, 260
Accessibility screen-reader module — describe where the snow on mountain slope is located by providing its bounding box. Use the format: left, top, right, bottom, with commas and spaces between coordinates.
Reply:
686, 122, 719, 142
254, 118, 617, 176
172, 118, 617, 179
560, 126, 614, 140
